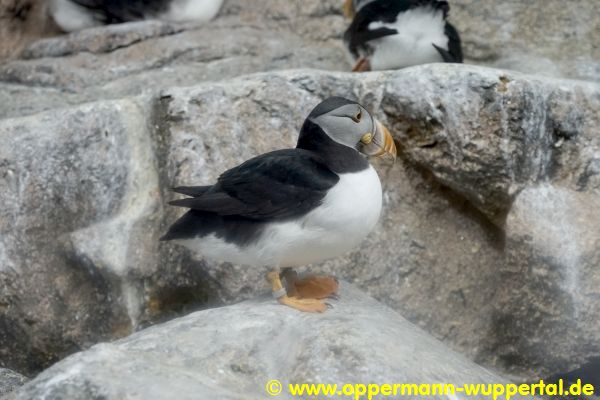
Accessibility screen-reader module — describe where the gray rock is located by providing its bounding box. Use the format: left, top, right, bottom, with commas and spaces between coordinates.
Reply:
451, 0, 600, 81
0, 68, 505, 376
387, 64, 600, 223
3, 0, 598, 119
0, 0, 60, 60
2, 65, 600, 379
0, 0, 348, 119
492, 186, 600, 375
0, 369, 28, 397
11, 284, 518, 400
1, 0, 599, 382
0, 98, 161, 374
381, 64, 600, 376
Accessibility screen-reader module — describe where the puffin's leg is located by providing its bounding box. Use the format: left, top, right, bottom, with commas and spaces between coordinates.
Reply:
280, 267, 299, 297
352, 57, 371, 72
267, 270, 327, 313
293, 275, 339, 300
281, 268, 338, 300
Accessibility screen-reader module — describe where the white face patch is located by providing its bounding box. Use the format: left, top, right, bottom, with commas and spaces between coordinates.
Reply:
311, 104, 374, 149
368, 6, 448, 70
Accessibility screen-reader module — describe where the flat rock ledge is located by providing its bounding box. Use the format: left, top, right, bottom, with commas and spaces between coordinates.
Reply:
11, 284, 518, 400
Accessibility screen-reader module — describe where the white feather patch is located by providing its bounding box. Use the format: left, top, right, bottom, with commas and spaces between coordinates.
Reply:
165, 0, 223, 23
368, 6, 448, 70
50, 0, 223, 32
50, 0, 101, 32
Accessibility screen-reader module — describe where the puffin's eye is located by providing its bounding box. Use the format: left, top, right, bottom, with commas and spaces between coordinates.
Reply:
352, 111, 362, 123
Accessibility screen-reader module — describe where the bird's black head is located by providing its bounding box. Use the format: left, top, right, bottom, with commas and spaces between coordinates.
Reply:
297, 97, 396, 170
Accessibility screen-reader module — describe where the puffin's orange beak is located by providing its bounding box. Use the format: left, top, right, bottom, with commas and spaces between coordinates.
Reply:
359, 120, 397, 161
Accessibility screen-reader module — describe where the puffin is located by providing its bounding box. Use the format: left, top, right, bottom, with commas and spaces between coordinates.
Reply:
343, 0, 463, 71
50, 0, 223, 32
161, 97, 396, 313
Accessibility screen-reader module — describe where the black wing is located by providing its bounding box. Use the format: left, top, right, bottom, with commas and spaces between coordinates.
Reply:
344, 0, 404, 58
168, 149, 339, 221
171, 186, 211, 197
443, 22, 463, 63
70, 0, 170, 23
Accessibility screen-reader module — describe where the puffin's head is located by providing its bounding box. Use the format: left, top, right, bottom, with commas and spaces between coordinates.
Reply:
302, 97, 396, 160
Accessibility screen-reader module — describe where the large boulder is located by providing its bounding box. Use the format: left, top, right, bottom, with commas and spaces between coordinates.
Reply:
386, 64, 600, 223
1, 0, 599, 383
0, 0, 60, 60
3, 64, 599, 380
382, 64, 600, 376
451, 0, 600, 81
0, 66, 501, 371
0, 68, 506, 375
496, 186, 600, 374
2, 0, 599, 119
0, 98, 160, 373
10, 284, 520, 400
0, 0, 347, 119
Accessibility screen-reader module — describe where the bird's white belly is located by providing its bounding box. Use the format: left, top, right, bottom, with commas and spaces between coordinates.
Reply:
368, 8, 448, 70
181, 166, 383, 267
50, 0, 101, 32
50, 0, 223, 32
165, 0, 223, 23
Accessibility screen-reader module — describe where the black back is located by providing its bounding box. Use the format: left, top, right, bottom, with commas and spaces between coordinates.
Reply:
70, 0, 170, 23
161, 149, 341, 243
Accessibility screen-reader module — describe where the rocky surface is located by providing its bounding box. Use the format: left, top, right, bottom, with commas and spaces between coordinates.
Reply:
3, 64, 600, 380
0, 0, 348, 119
451, 0, 600, 81
1, 0, 599, 385
10, 284, 519, 400
0, 369, 28, 397
388, 65, 600, 223
381, 64, 600, 375
0, 67, 506, 376
498, 186, 600, 374
0, 0, 61, 60
2, 0, 599, 119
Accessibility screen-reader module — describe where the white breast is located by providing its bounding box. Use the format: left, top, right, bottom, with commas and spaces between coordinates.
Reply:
50, 0, 101, 32
368, 7, 448, 70
50, 0, 223, 32
180, 166, 383, 268
165, 0, 223, 23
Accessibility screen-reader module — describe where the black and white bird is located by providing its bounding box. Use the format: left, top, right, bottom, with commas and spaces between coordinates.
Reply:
161, 97, 396, 313
50, 0, 223, 32
343, 0, 463, 71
